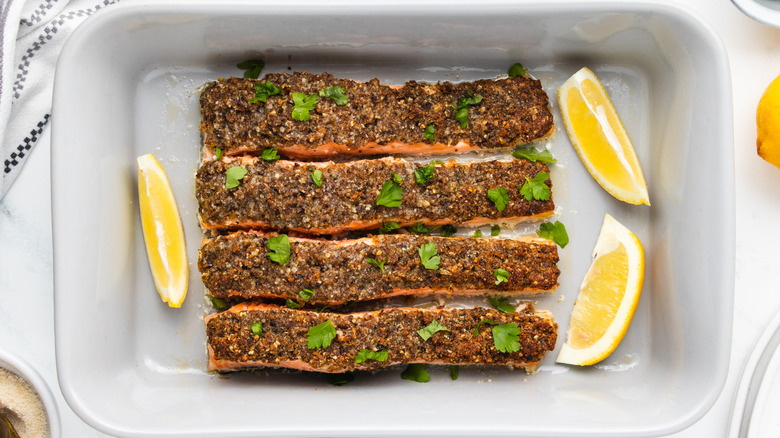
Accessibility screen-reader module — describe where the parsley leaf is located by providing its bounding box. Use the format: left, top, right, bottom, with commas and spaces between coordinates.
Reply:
366, 257, 386, 273
440, 224, 457, 237
310, 168, 323, 187
491, 224, 501, 236
452, 92, 483, 128
450, 365, 459, 380
315, 305, 330, 313
206, 294, 229, 310
261, 148, 280, 162
472, 229, 483, 238
492, 323, 522, 353
376, 180, 403, 207
355, 349, 389, 363
307, 319, 336, 349
493, 268, 510, 285
537, 221, 569, 248
378, 222, 400, 234
487, 187, 509, 212
423, 123, 436, 141
249, 81, 282, 103
489, 297, 515, 314
410, 222, 433, 235
418, 242, 441, 270
519, 171, 551, 201
414, 161, 443, 185
299, 289, 314, 301
392, 173, 403, 184
266, 234, 291, 264
329, 373, 354, 386
286, 298, 302, 309
512, 146, 556, 163
508, 62, 527, 77
319, 86, 348, 105
291, 92, 318, 121
473, 319, 498, 336
417, 320, 451, 341
251, 321, 262, 335
225, 166, 248, 189
401, 364, 430, 383
215, 147, 223, 160
237, 59, 265, 79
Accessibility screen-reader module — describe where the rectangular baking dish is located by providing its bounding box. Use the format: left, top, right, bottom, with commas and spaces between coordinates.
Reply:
51, 1, 734, 436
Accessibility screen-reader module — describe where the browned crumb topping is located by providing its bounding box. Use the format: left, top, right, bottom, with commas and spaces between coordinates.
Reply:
207, 305, 557, 373
199, 233, 559, 305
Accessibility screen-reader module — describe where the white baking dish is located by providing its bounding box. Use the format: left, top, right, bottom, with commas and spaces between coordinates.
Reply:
51, 1, 734, 436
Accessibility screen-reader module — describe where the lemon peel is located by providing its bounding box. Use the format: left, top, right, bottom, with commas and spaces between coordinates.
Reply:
757, 74, 780, 169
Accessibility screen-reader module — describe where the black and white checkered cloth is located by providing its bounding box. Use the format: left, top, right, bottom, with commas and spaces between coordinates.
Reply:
0, 0, 117, 199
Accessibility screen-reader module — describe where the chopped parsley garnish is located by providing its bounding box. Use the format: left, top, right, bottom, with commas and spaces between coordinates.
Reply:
310, 168, 323, 187
392, 173, 403, 184
215, 147, 223, 160
491, 323, 522, 353
249, 81, 282, 103
206, 294, 229, 310
251, 322, 262, 335
401, 364, 430, 383
291, 92, 318, 121
286, 299, 301, 309
423, 123, 436, 141
450, 365, 459, 380
537, 221, 569, 248
491, 224, 501, 236
489, 297, 515, 314
237, 59, 265, 79
307, 319, 336, 349
493, 268, 510, 285
512, 146, 556, 163
487, 187, 509, 212
472, 229, 483, 238
319, 86, 348, 105
261, 147, 280, 162
299, 289, 314, 301
354, 349, 389, 363
440, 224, 457, 237
452, 91, 483, 128
410, 222, 433, 235
266, 234, 291, 264
508, 62, 527, 78
414, 161, 443, 185
225, 166, 248, 189
376, 180, 403, 207
417, 320, 451, 341
378, 221, 401, 234
418, 242, 441, 270
472, 319, 498, 336
315, 305, 331, 313
519, 171, 551, 201
366, 257, 386, 273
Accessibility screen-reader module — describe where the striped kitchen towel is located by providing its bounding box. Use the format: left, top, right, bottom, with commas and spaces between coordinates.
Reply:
0, 0, 117, 199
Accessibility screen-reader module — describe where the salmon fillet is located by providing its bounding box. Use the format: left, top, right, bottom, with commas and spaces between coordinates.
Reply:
195, 156, 554, 234
200, 72, 554, 158
199, 232, 560, 305
206, 303, 557, 373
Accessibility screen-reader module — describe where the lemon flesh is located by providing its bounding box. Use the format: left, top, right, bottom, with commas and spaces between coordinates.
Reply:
558, 67, 650, 205
757, 74, 780, 169
556, 214, 644, 366
137, 153, 188, 308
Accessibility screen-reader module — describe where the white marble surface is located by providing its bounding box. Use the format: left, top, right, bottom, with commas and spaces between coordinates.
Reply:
1, 0, 780, 436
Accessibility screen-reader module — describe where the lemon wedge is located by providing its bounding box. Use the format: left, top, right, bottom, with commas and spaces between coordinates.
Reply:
556, 214, 644, 366
137, 153, 188, 308
757, 74, 780, 169
558, 67, 650, 205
